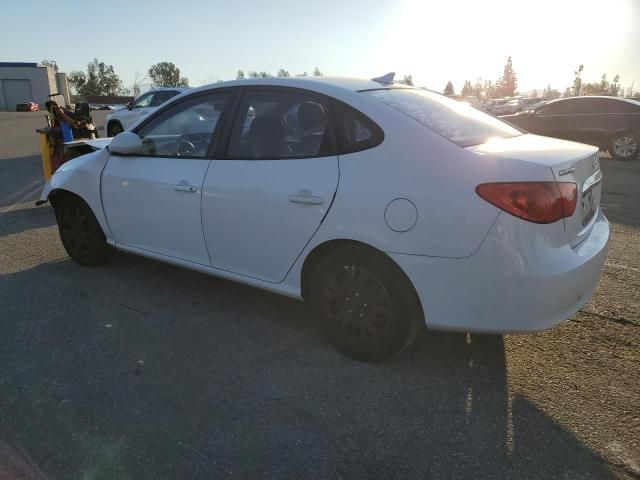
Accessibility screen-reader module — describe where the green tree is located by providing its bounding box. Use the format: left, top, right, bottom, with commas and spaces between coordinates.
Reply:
397, 75, 413, 86
236, 70, 245, 80
41, 60, 59, 72
68, 71, 87, 95
572, 64, 584, 96
247, 71, 270, 78
313, 67, 323, 76
444, 81, 455, 96
277, 69, 290, 77
69, 58, 126, 96
542, 84, 561, 100
148, 62, 189, 87
461, 80, 473, 96
496, 56, 517, 97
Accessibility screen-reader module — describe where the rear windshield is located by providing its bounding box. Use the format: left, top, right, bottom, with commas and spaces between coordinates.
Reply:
364, 88, 522, 147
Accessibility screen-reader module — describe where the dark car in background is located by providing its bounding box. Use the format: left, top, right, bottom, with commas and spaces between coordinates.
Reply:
16, 101, 39, 112
503, 96, 640, 160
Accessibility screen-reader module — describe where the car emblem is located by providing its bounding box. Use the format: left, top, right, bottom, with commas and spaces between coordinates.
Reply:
558, 167, 576, 176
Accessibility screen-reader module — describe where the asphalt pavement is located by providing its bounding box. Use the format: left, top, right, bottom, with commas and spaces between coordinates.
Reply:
0, 111, 638, 479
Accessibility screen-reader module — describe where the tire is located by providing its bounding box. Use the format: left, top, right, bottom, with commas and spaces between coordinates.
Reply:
107, 121, 123, 137
309, 245, 422, 361
610, 132, 639, 160
55, 195, 112, 266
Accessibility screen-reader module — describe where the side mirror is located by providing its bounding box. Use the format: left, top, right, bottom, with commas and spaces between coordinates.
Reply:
127, 102, 133, 111
108, 131, 142, 154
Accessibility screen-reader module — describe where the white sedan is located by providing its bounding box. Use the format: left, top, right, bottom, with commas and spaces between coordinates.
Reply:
105, 87, 188, 137
38, 75, 609, 361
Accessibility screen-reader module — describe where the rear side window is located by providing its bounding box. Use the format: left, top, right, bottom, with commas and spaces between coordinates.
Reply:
365, 88, 521, 147
226, 90, 334, 159
333, 102, 383, 154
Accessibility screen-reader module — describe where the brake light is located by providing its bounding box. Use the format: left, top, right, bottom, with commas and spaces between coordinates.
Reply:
476, 182, 577, 224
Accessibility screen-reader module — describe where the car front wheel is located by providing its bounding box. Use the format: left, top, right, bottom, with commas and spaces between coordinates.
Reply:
309, 245, 422, 361
55, 195, 112, 266
610, 132, 638, 160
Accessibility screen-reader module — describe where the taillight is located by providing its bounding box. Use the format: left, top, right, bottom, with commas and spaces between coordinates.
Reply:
476, 182, 577, 224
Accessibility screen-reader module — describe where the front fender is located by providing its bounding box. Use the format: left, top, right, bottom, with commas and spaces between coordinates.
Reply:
36, 149, 114, 242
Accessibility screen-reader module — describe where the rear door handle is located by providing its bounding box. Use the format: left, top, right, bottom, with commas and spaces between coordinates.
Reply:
289, 191, 324, 205
174, 184, 197, 193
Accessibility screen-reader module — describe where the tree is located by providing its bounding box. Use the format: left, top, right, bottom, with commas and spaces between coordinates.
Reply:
148, 62, 189, 87
397, 75, 413, 86
68, 58, 126, 96
41, 60, 59, 72
313, 67, 323, 76
444, 81, 455, 96
542, 84, 561, 100
563, 87, 572, 98
277, 69, 290, 77
247, 71, 270, 78
131, 71, 148, 97
610, 75, 621, 96
68, 71, 87, 95
531, 89, 538, 98
236, 70, 245, 80
496, 56, 517, 97
461, 80, 473, 96
572, 64, 584, 96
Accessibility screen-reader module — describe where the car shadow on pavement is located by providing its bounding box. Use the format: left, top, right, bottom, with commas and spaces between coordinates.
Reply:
0, 205, 56, 239
0, 155, 43, 208
0, 255, 619, 479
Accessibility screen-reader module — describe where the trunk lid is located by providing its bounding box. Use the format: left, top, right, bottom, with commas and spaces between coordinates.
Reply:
468, 134, 602, 246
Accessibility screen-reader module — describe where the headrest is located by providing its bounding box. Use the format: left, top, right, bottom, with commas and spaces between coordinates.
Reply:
298, 102, 325, 130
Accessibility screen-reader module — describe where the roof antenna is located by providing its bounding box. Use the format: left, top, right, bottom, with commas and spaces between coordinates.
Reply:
371, 72, 395, 85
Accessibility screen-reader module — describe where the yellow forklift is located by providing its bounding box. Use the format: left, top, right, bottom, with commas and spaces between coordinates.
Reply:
36, 93, 99, 180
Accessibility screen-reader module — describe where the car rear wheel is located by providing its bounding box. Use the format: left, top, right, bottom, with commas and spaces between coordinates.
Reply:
610, 132, 638, 160
55, 195, 112, 266
107, 121, 124, 137
309, 245, 422, 361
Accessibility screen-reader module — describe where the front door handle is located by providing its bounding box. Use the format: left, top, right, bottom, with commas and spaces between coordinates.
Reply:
174, 184, 197, 193
289, 190, 324, 205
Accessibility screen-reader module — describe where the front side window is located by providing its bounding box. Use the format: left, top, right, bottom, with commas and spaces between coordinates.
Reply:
135, 91, 230, 158
133, 92, 154, 109
227, 90, 333, 159
364, 88, 521, 147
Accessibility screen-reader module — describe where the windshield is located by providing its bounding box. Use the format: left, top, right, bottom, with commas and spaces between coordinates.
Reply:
365, 88, 522, 147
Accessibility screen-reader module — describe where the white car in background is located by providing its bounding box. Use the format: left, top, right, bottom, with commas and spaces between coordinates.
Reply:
38, 75, 609, 361
106, 87, 188, 136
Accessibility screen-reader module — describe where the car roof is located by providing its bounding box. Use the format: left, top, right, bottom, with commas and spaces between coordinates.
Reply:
191, 76, 413, 94
148, 87, 190, 92
547, 95, 638, 105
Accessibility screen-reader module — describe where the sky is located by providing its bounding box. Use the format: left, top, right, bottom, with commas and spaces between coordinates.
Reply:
1, 0, 639, 95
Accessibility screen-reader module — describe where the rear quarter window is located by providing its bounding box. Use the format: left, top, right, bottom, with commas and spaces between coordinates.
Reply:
365, 88, 521, 147
332, 101, 384, 154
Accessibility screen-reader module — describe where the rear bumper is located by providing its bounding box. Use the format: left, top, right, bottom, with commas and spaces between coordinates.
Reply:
390, 210, 610, 333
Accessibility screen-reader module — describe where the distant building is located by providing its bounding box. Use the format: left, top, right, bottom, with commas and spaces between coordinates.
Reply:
0, 62, 70, 110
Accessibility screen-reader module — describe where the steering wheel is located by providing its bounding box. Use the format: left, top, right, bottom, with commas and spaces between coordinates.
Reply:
175, 133, 210, 157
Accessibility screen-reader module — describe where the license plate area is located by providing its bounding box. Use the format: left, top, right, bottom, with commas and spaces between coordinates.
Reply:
582, 188, 595, 225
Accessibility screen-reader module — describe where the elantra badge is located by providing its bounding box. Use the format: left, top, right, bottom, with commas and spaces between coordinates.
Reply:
558, 167, 576, 176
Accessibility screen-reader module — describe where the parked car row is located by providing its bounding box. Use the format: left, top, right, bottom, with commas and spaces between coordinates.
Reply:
503, 96, 640, 160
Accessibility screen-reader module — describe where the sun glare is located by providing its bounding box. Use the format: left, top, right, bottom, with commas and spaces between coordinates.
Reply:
376, 0, 633, 91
